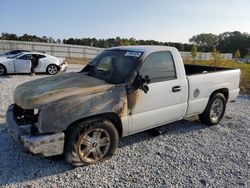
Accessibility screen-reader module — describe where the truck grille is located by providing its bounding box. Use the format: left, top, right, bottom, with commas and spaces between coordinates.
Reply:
13, 104, 38, 125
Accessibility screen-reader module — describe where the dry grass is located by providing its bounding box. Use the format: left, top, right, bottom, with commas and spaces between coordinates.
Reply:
184, 59, 250, 95
66, 57, 91, 65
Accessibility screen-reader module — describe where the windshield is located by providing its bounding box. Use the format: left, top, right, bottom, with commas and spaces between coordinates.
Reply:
82, 50, 142, 84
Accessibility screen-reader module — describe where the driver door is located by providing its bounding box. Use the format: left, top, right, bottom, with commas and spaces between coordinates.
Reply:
129, 51, 188, 134
15, 54, 32, 73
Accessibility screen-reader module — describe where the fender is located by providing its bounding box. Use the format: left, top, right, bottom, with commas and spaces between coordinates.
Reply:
38, 85, 128, 134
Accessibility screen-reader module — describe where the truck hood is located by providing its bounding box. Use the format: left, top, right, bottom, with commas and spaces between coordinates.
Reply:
14, 72, 115, 109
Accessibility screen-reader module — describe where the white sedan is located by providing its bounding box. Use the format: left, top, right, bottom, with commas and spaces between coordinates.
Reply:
0, 52, 67, 76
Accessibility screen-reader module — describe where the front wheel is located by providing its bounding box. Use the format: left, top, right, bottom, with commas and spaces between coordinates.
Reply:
0, 64, 6, 76
46, 64, 58, 75
199, 93, 226, 125
65, 118, 119, 167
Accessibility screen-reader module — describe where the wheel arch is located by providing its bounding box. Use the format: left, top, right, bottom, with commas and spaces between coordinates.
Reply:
65, 112, 123, 138
209, 88, 229, 102
199, 89, 227, 125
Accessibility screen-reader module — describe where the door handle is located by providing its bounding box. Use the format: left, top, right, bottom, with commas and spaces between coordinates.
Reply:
172, 86, 181, 92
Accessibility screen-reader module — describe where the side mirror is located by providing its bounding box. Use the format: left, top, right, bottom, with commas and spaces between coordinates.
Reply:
134, 75, 151, 93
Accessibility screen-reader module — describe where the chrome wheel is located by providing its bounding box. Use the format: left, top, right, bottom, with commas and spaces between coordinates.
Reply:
0, 65, 5, 75
78, 128, 111, 163
47, 65, 58, 75
210, 98, 224, 121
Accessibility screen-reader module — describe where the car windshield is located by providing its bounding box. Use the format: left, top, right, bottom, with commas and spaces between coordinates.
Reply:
82, 50, 142, 84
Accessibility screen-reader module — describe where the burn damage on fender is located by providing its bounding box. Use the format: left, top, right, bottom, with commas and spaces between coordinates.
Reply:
38, 84, 128, 133
12, 47, 146, 136
13, 72, 132, 134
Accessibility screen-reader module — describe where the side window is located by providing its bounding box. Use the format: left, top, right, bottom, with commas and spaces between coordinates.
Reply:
37, 55, 45, 58
18, 54, 32, 60
140, 51, 176, 82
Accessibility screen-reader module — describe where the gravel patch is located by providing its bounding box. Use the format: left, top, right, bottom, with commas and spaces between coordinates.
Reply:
0, 66, 249, 187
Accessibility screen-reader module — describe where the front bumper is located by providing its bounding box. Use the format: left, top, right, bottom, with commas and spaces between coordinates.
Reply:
60, 63, 67, 72
6, 105, 65, 157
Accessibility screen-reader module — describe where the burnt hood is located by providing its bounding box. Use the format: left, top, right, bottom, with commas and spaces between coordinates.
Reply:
14, 72, 114, 109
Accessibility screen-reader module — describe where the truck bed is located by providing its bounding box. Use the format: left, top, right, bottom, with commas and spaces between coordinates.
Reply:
184, 64, 235, 75
184, 64, 240, 116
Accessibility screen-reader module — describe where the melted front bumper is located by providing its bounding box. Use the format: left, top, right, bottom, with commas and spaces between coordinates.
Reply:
6, 104, 65, 157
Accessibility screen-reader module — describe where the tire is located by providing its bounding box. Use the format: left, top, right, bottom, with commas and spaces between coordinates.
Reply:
65, 118, 119, 167
0, 64, 6, 76
199, 93, 226, 125
46, 64, 58, 75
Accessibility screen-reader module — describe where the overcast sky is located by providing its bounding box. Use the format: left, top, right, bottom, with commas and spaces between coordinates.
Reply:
0, 0, 249, 43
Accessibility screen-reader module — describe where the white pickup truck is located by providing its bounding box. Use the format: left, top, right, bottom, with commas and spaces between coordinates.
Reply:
6, 46, 240, 166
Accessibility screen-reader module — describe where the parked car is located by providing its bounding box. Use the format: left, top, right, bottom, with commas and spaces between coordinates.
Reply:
6, 46, 240, 166
0, 50, 30, 57
0, 52, 67, 75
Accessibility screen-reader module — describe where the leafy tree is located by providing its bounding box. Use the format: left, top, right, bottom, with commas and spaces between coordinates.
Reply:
218, 31, 249, 57
189, 33, 218, 51
56, 39, 61, 44
190, 31, 250, 57
234, 49, 241, 58
175, 43, 184, 51
1, 31, 250, 57
212, 48, 221, 64
244, 49, 250, 59
1, 32, 18, 40
42, 36, 49, 42
191, 45, 198, 61
48, 37, 55, 43
129, 38, 137, 45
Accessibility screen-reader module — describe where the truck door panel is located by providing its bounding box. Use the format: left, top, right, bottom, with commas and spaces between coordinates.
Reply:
129, 51, 187, 134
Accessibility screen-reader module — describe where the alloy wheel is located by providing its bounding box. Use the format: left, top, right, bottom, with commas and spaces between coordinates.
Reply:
78, 128, 111, 163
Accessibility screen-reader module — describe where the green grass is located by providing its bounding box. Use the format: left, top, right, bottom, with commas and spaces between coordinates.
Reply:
184, 59, 250, 95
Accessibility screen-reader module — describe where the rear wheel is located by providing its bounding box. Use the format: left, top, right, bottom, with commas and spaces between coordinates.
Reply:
47, 64, 58, 75
199, 93, 226, 125
65, 118, 119, 167
0, 64, 6, 76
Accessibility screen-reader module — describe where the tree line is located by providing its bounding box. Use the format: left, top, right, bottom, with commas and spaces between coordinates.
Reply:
189, 31, 250, 58
1, 31, 249, 57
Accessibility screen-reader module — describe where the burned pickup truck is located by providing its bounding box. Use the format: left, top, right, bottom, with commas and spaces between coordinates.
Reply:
6, 46, 240, 166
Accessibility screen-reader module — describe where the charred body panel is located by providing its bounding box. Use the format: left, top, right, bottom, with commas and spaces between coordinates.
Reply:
14, 72, 114, 109
7, 72, 128, 156
38, 84, 127, 134
13, 72, 128, 134
6, 105, 65, 157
